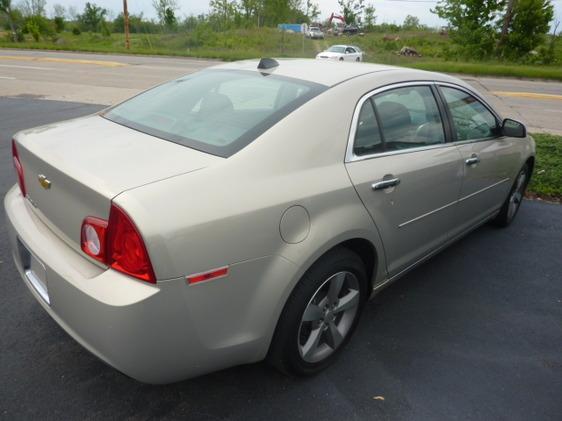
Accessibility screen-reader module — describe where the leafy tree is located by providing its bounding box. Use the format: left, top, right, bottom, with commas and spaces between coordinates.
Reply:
501, 0, 554, 59
79, 2, 107, 32
363, 4, 376, 30
153, 0, 178, 26
53, 15, 63, 31
240, 0, 263, 25
113, 12, 159, 33
52, 3, 65, 32
263, 0, 291, 26
20, 0, 46, 16
0, 0, 17, 33
402, 14, 420, 30
67, 5, 77, 21
338, 0, 365, 25
52, 3, 64, 18
432, 0, 506, 59
210, 0, 239, 30
164, 7, 176, 27
305, 0, 319, 22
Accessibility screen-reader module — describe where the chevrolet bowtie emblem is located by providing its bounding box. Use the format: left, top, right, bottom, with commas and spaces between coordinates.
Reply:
38, 174, 51, 190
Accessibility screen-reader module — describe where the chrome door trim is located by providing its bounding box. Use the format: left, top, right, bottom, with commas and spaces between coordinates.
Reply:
397, 177, 510, 228
373, 205, 502, 292
398, 199, 458, 228
458, 177, 510, 202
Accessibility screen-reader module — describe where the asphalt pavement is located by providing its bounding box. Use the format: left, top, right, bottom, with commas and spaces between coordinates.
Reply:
1, 49, 562, 134
1, 98, 561, 421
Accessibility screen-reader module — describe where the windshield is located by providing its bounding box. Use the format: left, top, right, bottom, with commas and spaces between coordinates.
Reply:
104, 70, 326, 157
328, 46, 345, 53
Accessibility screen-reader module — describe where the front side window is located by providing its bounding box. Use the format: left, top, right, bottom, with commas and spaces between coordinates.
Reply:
440, 86, 499, 141
104, 70, 325, 157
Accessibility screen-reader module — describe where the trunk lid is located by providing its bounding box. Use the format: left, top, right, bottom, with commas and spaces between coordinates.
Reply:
15, 115, 220, 250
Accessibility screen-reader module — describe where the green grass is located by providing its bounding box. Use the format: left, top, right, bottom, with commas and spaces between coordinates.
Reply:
1, 29, 561, 81
528, 133, 562, 200
405, 62, 562, 81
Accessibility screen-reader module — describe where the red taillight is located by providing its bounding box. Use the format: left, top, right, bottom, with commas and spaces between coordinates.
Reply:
11, 139, 26, 196
80, 204, 156, 284
106, 204, 156, 283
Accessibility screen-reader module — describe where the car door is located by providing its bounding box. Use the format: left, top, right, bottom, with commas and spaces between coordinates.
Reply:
437, 85, 520, 236
345, 47, 357, 61
345, 83, 463, 277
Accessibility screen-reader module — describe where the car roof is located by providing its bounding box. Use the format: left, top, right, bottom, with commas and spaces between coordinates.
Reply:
211, 58, 454, 87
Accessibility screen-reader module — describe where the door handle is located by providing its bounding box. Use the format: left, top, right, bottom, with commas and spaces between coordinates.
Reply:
372, 177, 401, 191
465, 155, 480, 166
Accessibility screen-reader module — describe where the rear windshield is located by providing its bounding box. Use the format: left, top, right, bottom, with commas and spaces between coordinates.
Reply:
103, 70, 326, 157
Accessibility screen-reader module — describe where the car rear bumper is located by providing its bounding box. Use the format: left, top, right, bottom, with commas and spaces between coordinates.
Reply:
5, 186, 295, 383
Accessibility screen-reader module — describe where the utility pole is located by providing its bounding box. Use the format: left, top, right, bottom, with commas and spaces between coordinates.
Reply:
123, 0, 130, 49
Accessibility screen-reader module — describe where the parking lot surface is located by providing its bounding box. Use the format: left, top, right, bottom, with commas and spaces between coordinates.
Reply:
1, 98, 561, 420
1, 49, 562, 134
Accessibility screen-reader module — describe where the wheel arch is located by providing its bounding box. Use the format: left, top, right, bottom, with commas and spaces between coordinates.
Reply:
266, 235, 381, 359
526, 155, 535, 177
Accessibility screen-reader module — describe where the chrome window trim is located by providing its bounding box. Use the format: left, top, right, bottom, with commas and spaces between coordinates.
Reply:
345, 81, 452, 163
345, 80, 506, 164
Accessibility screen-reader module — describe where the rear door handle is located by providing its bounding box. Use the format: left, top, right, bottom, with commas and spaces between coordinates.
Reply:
372, 177, 401, 191
465, 155, 480, 166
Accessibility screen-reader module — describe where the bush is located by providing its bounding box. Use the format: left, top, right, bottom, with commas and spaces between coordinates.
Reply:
25, 20, 41, 41
54, 16, 65, 33
72, 26, 81, 35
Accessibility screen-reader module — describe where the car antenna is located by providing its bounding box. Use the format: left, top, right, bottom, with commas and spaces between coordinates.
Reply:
257, 58, 279, 70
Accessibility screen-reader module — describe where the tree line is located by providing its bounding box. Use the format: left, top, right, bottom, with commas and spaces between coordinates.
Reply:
0, 0, 558, 63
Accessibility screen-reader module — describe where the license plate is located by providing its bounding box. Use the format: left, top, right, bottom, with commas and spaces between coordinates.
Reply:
17, 238, 50, 304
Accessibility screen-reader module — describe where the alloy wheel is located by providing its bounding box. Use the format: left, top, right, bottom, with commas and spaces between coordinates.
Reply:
297, 271, 360, 363
507, 169, 527, 220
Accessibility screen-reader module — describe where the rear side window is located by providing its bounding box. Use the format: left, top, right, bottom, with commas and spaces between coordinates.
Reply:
104, 70, 326, 157
353, 85, 445, 156
373, 86, 445, 150
440, 87, 499, 141
353, 99, 383, 156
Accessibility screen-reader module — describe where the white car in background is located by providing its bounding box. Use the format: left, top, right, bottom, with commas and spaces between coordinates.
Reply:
307, 27, 324, 39
316, 45, 363, 62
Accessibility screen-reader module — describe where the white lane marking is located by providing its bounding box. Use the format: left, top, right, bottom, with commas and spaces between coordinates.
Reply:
0, 64, 55, 71
0, 76, 16, 79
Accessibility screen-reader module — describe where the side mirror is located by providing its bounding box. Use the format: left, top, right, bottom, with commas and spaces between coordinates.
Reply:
502, 118, 526, 138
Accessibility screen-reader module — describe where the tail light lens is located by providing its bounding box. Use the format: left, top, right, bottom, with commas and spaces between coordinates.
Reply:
80, 204, 156, 283
81, 217, 108, 262
12, 139, 26, 196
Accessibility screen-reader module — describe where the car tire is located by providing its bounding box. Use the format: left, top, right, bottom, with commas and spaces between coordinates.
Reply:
267, 247, 368, 376
356, 57, 360, 62
339, 57, 344, 61
493, 163, 531, 227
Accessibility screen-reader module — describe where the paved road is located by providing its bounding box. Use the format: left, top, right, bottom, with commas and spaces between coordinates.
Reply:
1, 49, 561, 134
1, 98, 561, 420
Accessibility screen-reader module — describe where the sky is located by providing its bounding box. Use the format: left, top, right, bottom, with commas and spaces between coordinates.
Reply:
46, 0, 562, 30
